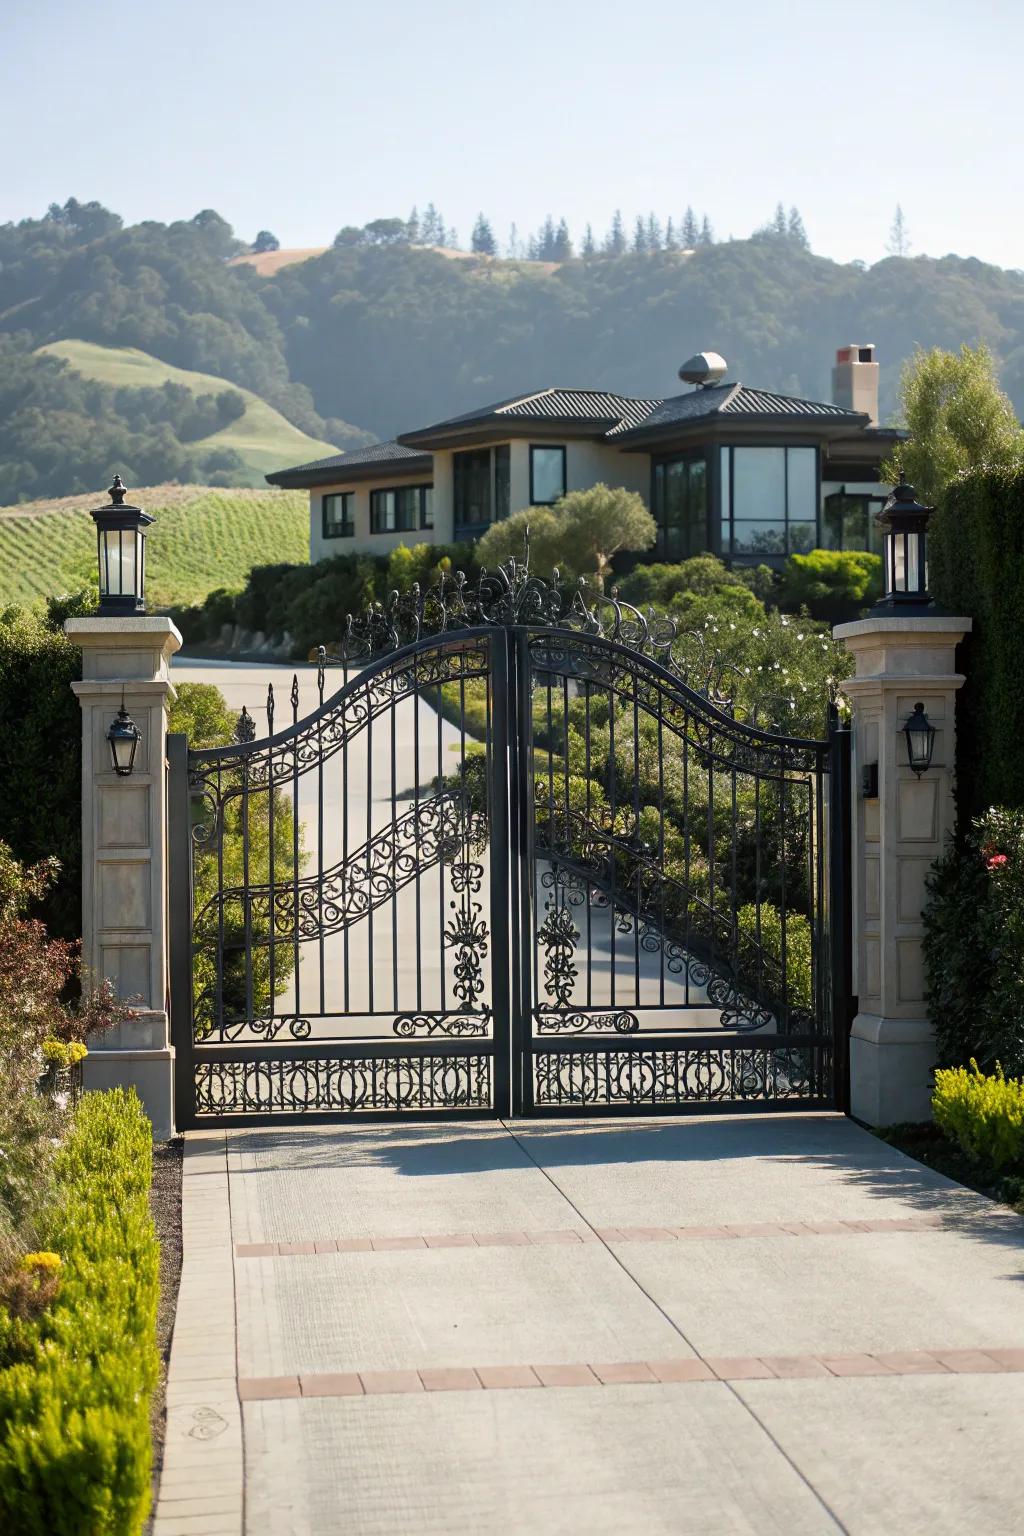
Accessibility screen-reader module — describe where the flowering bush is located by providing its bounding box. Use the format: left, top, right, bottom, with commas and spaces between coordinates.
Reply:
923, 806, 1024, 1075
933, 1061, 1024, 1173
0, 841, 127, 1241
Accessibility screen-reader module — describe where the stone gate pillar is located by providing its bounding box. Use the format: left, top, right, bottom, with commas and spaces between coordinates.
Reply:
833, 614, 971, 1124
65, 616, 182, 1139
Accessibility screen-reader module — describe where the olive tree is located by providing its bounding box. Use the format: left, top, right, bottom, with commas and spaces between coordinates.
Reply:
477, 483, 656, 591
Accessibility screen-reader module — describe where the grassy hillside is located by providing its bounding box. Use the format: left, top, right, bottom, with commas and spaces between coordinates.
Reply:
0, 484, 308, 610
36, 340, 338, 480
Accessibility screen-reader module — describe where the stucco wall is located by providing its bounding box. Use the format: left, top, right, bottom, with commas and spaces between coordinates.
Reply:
308, 474, 437, 562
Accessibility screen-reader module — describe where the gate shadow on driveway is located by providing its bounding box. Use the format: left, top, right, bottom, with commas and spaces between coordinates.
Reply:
223, 1114, 1024, 1266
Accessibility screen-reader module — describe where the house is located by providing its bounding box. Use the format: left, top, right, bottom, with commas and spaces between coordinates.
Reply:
265, 345, 903, 569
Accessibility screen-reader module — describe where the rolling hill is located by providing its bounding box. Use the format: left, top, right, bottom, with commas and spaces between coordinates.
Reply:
36, 340, 338, 481
0, 484, 308, 610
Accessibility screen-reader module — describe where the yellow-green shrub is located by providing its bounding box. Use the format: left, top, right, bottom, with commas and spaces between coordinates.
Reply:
933, 1061, 1024, 1172
0, 1088, 159, 1535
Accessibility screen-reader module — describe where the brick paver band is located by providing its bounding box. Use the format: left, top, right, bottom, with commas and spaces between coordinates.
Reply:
234, 1212, 954, 1259
237, 1348, 1024, 1401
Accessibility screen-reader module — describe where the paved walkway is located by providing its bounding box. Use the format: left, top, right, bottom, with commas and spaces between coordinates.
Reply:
154, 1114, 1024, 1536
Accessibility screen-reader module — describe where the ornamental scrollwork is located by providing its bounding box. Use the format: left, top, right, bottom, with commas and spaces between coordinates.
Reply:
535, 1010, 639, 1034
536, 901, 580, 1008
393, 1011, 491, 1038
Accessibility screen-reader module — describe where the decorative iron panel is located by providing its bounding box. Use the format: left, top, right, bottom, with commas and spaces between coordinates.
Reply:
167, 555, 851, 1126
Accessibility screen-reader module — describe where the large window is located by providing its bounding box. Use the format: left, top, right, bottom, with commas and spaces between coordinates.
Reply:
322, 492, 354, 539
823, 489, 885, 553
719, 446, 818, 557
370, 484, 433, 534
529, 445, 566, 505
652, 454, 708, 560
453, 446, 511, 533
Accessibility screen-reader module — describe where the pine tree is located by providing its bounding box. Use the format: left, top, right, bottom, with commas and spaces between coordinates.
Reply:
471, 213, 497, 255
699, 215, 714, 245
787, 206, 809, 249
582, 222, 596, 258
445, 226, 459, 250
606, 210, 626, 256
406, 206, 420, 242
887, 204, 910, 257
772, 201, 788, 236
553, 218, 573, 260
682, 206, 699, 247
664, 217, 677, 251
632, 215, 647, 254
421, 203, 441, 244
645, 213, 662, 251
536, 215, 557, 260
507, 222, 520, 259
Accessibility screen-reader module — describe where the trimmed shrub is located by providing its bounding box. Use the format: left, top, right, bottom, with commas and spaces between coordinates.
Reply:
922, 806, 1024, 1074
929, 464, 1024, 821
776, 549, 882, 625
0, 607, 81, 939
933, 1062, 1024, 1173
0, 1088, 159, 1535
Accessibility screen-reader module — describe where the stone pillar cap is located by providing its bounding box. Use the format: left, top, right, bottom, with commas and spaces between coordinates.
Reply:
65, 616, 183, 653
834, 614, 972, 641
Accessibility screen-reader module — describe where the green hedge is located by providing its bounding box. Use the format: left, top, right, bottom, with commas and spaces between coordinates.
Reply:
929, 464, 1024, 820
0, 1089, 159, 1535
0, 607, 81, 939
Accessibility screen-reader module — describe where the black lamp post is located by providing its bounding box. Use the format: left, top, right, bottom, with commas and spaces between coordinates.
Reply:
903, 702, 936, 776
92, 476, 154, 616
107, 691, 142, 776
872, 481, 934, 613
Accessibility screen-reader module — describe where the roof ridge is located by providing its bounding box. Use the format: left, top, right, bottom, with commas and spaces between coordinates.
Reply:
496, 387, 558, 413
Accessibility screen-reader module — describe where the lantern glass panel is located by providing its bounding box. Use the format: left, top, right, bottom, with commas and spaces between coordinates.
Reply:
102, 527, 141, 598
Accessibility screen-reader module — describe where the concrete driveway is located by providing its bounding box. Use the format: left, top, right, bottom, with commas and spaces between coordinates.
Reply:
154, 1112, 1024, 1536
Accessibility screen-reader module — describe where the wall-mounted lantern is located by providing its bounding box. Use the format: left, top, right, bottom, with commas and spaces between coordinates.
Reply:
107, 692, 142, 776
903, 702, 936, 777
92, 476, 154, 616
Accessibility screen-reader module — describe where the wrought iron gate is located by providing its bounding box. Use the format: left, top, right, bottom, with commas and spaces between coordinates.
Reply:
169, 560, 851, 1127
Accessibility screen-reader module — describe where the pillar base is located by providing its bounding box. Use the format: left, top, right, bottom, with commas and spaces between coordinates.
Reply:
83, 1047, 175, 1141
849, 1012, 935, 1126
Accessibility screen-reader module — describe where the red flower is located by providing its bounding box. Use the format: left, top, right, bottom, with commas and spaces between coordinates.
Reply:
987, 853, 1009, 870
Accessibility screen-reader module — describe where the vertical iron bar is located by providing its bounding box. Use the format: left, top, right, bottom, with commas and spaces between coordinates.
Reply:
632, 678, 641, 1008
267, 689, 276, 1019
413, 657, 422, 1015
242, 749, 254, 1023
608, 675, 617, 1008
391, 669, 399, 1015
488, 634, 514, 1115
514, 629, 537, 1112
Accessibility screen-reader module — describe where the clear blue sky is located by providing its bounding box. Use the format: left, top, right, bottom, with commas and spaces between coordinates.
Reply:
4, 0, 1021, 267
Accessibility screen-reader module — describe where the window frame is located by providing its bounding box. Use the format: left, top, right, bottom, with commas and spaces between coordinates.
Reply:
529, 444, 567, 506
718, 443, 821, 559
650, 449, 710, 560
322, 491, 355, 540
453, 448, 494, 533
369, 483, 434, 535
822, 486, 887, 553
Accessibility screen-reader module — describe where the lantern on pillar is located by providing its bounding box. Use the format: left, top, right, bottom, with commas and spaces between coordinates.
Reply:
872, 481, 933, 612
106, 691, 142, 776
92, 476, 154, 616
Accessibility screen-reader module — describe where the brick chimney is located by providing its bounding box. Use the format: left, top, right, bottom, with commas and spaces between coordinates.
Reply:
832, 344, 879, 426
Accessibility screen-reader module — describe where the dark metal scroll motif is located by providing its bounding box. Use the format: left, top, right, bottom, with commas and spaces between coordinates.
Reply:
392, 1011, 491, 1038
536, 900, 580, 1008
536, 1010, 639, 1034
317, 549, 836, 736
194, 1053, 493, 1115
194, 792, 486, 950
533, 1045, 821, 1107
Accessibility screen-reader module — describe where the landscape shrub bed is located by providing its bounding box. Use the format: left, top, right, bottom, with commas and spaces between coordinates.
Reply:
933, 1062, 1024, 1174
922, 805, 1024, 1075
0, 1088, 159, 1536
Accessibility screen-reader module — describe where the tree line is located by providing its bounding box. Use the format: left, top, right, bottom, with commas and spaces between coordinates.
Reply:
323, 201, 812, 260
